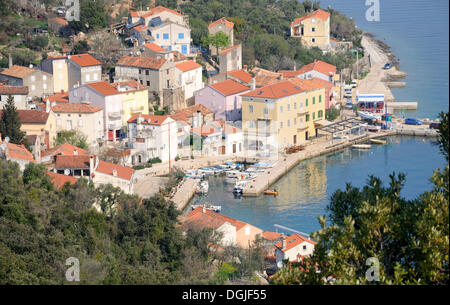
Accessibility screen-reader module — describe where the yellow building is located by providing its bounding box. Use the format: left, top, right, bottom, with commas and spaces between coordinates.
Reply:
17, 109, 57, 149
241, 79, 326, 150
41, 56, 69, 93
290, 9, 330, 50
112, 80, 150, 126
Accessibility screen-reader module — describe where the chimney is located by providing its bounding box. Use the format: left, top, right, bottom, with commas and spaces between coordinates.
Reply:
282, 237, 286, 250
243, 64, 248, 71
45, 99, 50, 113
294, 62, 297, 71
197, 110, 202, 127
202, 206, 206, 213
112, 169, 117, 177
74, 149, 78, 155
251, 77, 256, 90
89, 155, 94, 173
8, 54, 12, 68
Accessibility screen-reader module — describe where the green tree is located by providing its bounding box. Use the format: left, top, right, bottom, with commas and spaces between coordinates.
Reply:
73, 40, 90, 54
55, 130, 88, 149
202, 31, 230, 57
437, 111, 448, 161
70, 0, 107, 32
0, 96, 26, 145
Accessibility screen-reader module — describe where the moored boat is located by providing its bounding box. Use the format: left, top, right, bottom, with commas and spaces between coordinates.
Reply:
352, 144, 372, 149
370, 139, 388, 145
264, 190, 278, 196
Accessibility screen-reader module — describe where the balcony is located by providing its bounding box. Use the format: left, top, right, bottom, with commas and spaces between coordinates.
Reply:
108, 111, 122, 120
297, 109, 308, 116
297, 124, 309, 131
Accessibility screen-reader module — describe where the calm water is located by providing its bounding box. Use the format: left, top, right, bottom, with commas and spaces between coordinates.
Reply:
320, 0, 449, 119
189, 137, 446, 234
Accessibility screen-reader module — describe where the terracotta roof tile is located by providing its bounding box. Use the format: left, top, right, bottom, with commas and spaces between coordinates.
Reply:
144, 42, 166, 52
141, 5, 183, 18
262, 231, 286, 241
0, 65, 36, 79
96, 160, 134, 181
176, 60, 202, 72
47, 171, 77, 189
228, 69, 253, 84
44, 91, 69, 103
208, 17, 234, 29
86, 81, 120, 96
55, 155, 91, 169
175, 104, 213, 118
16, 110, 49, 124
112, 79, 148, 92
117, 56, 166, 70
191, 126, 219, 136
127, 114, 171, 125
0, 84, 29, 95
287, 78, 329, 91
51, 103, 103, 113
297, 60, 337, 76
0, 141, 34, 162
274, 233, 316, 252
242, 80, 306, 99
42, 143, 88, 158
68, 53, 102, 67
186, 207, 248, 231
210, 79, 249, 96
278, 70, 302, 78
291, 9, 330, 27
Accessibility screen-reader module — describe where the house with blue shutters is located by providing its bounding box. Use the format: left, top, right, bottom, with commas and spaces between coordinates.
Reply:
148, 21, 191, 55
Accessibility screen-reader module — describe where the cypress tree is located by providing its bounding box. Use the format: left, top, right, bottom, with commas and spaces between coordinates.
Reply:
0, 95, 26, 145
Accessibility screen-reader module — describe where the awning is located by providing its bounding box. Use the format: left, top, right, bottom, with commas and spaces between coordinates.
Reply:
314, 120, 333, 128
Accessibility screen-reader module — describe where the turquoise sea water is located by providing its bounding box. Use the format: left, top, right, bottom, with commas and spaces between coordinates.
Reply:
188, 1, 448, 235
190, 137, 446, 234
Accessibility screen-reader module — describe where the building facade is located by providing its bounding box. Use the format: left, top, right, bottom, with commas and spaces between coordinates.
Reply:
67, 54, 102, 90
0, 65, 53, 98
290, 9, 330, 50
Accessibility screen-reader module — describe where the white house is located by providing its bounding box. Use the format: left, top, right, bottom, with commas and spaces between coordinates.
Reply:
127, 114, 177, 164
208, 120, 244, 155
149, 22, 191, 55
0, 137, 35, 171
296, 60, 337, 83
0, 85, 29, 109
275, 233, 317, 269
175, 60, 203, 101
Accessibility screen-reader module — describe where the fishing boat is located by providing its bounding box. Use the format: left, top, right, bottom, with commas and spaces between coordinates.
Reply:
191, 202, 221, 213
195, 180, 209, 194
185, 169, 204, 179
352, 144, 372, 149
357, 111, 383, 121
264, 190, 278, 196
233, 180, 249, 194
198, 167, 215, 175
370, 139, 387, 145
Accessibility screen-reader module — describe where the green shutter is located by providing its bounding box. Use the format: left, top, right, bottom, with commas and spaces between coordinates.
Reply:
306, 114, 310, 122
313, 112, 315, 120
313, 97, 315, 104
306, 99, 308, 107
319, 95, 322, 103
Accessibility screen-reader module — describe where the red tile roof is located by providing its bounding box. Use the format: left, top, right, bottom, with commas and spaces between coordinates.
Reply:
191, 126, 219, 137
47, 171, 77, 189
144, 42, 166, 52
262, 231, 286, 241
297, 60, 337, 76
175, 104, 213, 118
0, 65, 36, 79
186, 207, 248, 231
274, 233, 316, 252
112, 79, 148, 92
141, 5, 183, 18
0, 141, 34, 162
0, 84, 29, 95
176, 60, 202, 72
287, 77, 329, 91
218, 44, 241, 57
169, 112, 189, 123
86, 81, 120, 96
55, 155, 91, 169
49, 17, 69, 26
42, 143, 88, 158
117, 56, 166, 70
291, 9, 330, 27
278, 70, 302, 78
51, 103, 103, 113
208, 17, 234, 29
16, 110, 50, 124
210, 79, 249, 96
129, 11, 139, 17
96, 160, 134, 181
228, 69, 253, 84
127, 114, 171, 126
44, 91, 69, 103
242, 80, 306, 99
68, 53, 102, 67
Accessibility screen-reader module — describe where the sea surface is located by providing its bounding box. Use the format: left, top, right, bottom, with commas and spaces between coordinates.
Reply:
190, 137, 446, 234
320, 0, 449, 119
188, 1, 448, 235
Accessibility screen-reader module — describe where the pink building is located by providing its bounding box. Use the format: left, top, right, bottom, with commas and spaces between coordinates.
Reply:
194, 79, 249, 122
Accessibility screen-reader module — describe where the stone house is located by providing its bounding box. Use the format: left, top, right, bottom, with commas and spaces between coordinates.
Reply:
290, 9, 331, 51
67, 53, 103, 90
218, 44, 242, 74
0, 65, 53, 98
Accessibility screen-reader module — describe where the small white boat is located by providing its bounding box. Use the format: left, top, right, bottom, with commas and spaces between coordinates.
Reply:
370, 139, 387, 145
191, 202, 221, 213
185, 169, 204, 179
358, 111, 382, 121
195, 180, 209, 194
198, 167, 215, 175
233, 180, 249, 193
352, 144, 372, 149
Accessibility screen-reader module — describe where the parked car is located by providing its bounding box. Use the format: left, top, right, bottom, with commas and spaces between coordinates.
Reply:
345, 100, 353, 110
383, 62, 393, 70
429, 122, 440, 129
404, 118, 423, 125
351, 80, 357, 88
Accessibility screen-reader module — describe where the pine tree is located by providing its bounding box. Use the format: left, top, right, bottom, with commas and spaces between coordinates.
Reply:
0, 95, 26, 145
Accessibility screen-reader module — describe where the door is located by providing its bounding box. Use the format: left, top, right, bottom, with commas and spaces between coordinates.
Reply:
233, 143, 236, 154
181, 44, 187, 54
221, 146, 226, 155
305, 131, 309, 141
293, 135, 297, 145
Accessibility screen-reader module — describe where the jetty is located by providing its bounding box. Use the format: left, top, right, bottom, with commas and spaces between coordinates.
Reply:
387, 102, 418, 110
170, 178, 200, 211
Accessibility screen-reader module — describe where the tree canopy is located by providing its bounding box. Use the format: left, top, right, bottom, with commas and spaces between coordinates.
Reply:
0, 96, 26, 145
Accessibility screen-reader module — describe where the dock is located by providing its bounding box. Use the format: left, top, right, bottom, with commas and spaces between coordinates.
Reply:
386, 102, 418, 110
170, 178, 200, 211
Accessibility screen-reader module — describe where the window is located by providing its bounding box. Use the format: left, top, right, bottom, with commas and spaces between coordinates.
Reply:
280, 122, 283, 128
57, 119, 61, 126
163, 33, 169, 39
145, 70, 149, 75
146, 81, 150, 86
43, 75, 47, 81
287, 104, 290, 111
94, 74, 98, 81
67, 120, 72, 130
178, 33, 184, 39
264, 107, 268, 115
303, 245, 307, 250
249, 105, 253, 113
31, 85, 36, 91
294, 102, 297, 109
294, 118, 297, 125
78, 120, 83, 127
318, 110, 323, 118
156, 34, 159, 39
311, 38, 315, 43
313, 112, 315, 120
319, 95, 322, 103
306, 114, 310, 122
280, 106, 283, 113
139, 69, 142, 74
311, 27, 316, 32
287, 119, 290, 127
313, 97, 316, 104
43, 83, 47, 90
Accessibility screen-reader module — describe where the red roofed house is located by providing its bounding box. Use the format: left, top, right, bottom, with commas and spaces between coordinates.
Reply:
194, 79, 250, 122
208, 69, 255, 89
208, 18, 234, 55
207, 120, 244, 155
290, 9, 331, 50
50, 103, 104, 148
173, 104, 215, 126
41, 143, 88, 163
0, 65, 53, 98
41, 56, 69, 93
219, 44, 242, 73
53, 154, 135, 194
0, 84, 29, 109
0, 136, 35, 171
296, 60, 337, 83
127, 114, 177, 164
47, 171, 77, 189
185, 207, 263, 248
275, 233, 317, 269
175, 60, 203, 102
67, 53, 103, 90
